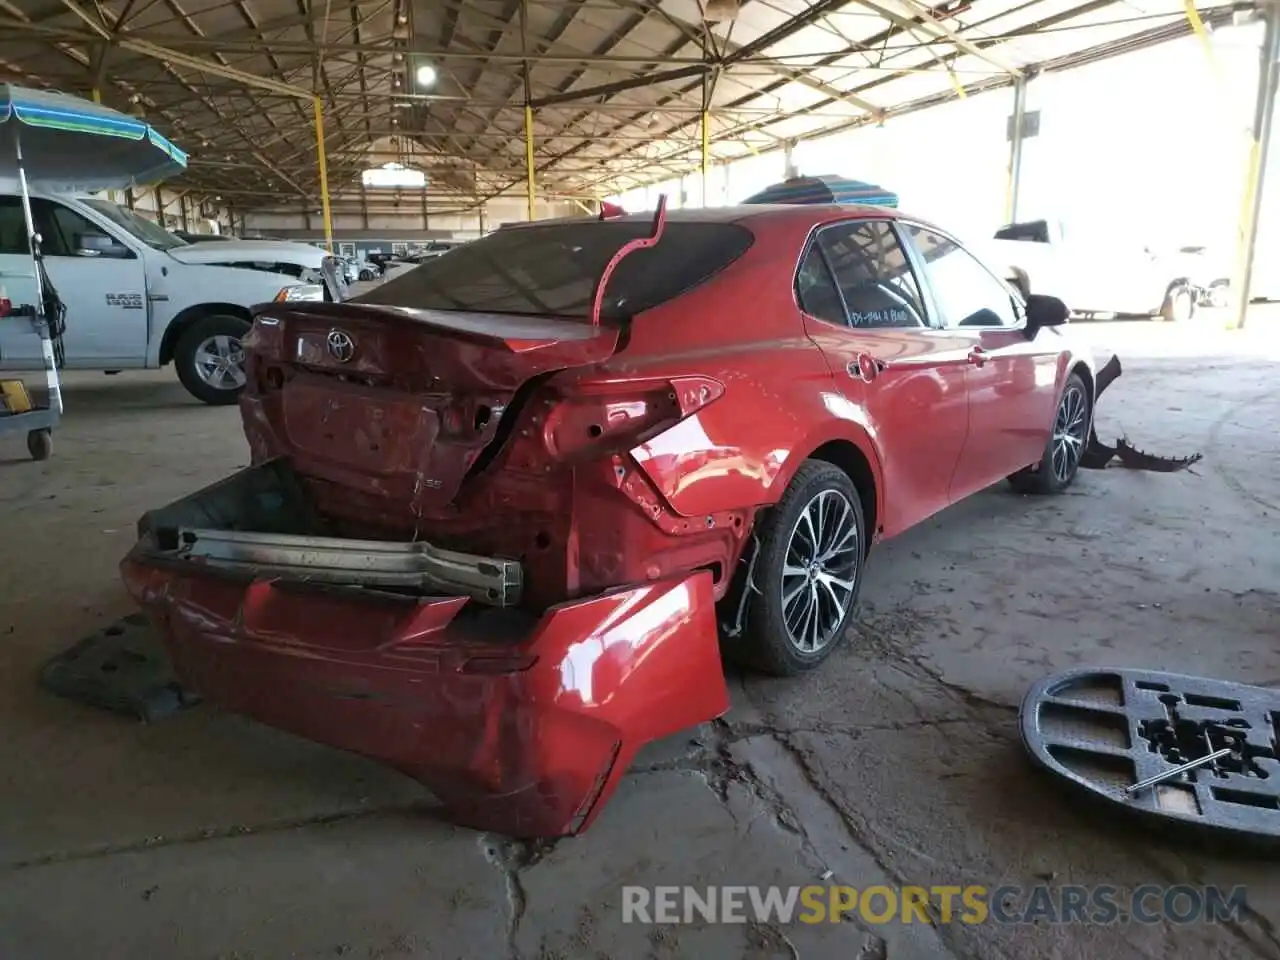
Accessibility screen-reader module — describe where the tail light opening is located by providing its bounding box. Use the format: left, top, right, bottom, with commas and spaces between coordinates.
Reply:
541, 376, 724, 462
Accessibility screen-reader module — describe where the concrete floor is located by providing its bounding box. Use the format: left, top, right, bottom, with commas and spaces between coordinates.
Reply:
0, 308, 1278, 959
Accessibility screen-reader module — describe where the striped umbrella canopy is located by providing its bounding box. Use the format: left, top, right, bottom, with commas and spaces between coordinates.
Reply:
743, 175, 898, 207
0, 84, 187, 192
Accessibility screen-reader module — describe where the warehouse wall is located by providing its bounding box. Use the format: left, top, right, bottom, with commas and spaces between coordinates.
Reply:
242, 195, 581, 238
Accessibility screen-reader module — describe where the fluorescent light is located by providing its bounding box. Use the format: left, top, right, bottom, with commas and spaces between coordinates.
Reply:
415, 64, 437, 87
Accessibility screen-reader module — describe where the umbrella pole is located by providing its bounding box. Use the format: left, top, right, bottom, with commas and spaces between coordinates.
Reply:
13, 127, 62, 416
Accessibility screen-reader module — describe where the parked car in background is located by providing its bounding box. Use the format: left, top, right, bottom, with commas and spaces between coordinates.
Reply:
0, 190, 325, 405
122, 203, 1094, 837
1186, 236, 1280, 306
406, 239, 464, 262
353, 257, 382, 281
335, 256, 360, 285
981, 218, 1204, 321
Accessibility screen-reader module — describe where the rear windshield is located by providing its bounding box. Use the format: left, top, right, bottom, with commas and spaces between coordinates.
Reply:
354, 220, 753, 321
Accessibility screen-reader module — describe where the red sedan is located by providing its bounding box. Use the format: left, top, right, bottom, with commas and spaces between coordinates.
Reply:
121, 202, 1094, 837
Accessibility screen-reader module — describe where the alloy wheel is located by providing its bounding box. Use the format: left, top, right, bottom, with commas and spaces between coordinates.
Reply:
1051, 384, 1088, 482
780, 489, 860, 654
193, 334, 247, 391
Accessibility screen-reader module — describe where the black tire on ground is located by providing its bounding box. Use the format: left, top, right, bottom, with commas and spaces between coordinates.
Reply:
173, 314, 252, 406
359, 269, 375, 281
736, 460, 868, 677
1159, 284, 1196, 323
1008, 371, 1091, 495
26, 428, 51, 461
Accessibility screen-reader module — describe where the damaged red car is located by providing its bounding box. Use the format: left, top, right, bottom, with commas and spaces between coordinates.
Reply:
121, 202, 1095, 838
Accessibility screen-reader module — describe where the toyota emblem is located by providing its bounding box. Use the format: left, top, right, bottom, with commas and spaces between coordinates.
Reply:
326, 329, 355, 363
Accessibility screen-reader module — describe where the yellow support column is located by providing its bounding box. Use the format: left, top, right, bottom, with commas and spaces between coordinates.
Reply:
313, 95, 334, 254
1004, 75, 1028, 225
1229, 2, 1280, 331
701, 109, 710, 206
525, 104, 536, 221
91, 88, 101, 104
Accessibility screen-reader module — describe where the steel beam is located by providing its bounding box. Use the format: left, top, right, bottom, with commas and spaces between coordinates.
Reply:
314, 96, 335, 252
1230, 1, 1280, 330
1004, 73, 1028, 224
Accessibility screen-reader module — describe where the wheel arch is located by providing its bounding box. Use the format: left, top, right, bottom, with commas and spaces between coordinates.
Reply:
1069, 359, 1094, 405
159, 303, 253, 365
808, 439, 879, 555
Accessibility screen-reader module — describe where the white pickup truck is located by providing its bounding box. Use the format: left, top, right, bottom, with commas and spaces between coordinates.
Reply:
978, 219, 1206, 323
0, 188, 326, 404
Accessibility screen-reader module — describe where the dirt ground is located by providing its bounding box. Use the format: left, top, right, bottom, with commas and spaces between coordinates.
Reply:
0, 307, 1277, 960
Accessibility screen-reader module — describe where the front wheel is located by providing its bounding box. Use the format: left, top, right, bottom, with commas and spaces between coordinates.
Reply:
1009, 372, 1091, 495
174, 314, 251, 406
738, 461, 867, 676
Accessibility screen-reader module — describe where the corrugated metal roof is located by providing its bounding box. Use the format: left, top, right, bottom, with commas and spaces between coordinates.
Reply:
0, 0, 1242, 211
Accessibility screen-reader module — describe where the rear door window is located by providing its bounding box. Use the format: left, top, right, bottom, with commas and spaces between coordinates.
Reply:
356, 220, 753, 321
795, 244, 846, 325
812, 220, 927, 328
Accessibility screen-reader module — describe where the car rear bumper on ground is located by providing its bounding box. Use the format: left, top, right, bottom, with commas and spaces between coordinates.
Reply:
119, 554, 729, 838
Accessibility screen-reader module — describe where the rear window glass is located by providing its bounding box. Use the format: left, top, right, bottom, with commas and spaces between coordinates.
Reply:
354, 220, 753, 321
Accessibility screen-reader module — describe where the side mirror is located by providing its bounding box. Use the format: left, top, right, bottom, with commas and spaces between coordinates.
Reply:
1024, 293, 1069, 338
75, 233, 130, 258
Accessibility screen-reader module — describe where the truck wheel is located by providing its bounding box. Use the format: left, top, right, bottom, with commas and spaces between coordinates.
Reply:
1159, 284, 1196, 323
174, 314, 251, 406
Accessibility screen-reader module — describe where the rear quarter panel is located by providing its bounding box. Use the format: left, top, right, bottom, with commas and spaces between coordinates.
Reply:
578, 217, 885, 524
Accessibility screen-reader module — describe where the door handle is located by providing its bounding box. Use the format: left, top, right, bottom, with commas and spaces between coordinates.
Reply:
967, 346, 988, 367
847, 354, 888, 383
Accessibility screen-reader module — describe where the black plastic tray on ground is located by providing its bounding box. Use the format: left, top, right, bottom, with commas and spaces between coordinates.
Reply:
1022, 667, 1280, 845
40, 613, 200, 723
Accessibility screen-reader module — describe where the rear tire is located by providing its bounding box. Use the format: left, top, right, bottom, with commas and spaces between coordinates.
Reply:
738, 461, 867, 676
174, 314, 251, 406
1008, 372, 1091, 495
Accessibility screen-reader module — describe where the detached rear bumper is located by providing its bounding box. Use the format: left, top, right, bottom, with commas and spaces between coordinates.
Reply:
120, 552, 728, 837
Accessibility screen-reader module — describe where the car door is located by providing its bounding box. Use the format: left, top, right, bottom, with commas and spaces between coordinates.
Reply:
796, 218, 973, 535
0, 195, 43, 367
898, 222, 1062, 500
33, 197, 149, 366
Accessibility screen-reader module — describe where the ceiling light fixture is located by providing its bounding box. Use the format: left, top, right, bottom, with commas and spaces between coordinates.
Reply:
361, 161, 426, 189
415, 64, 437, 87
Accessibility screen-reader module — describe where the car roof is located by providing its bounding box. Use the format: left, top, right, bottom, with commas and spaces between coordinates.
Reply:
509, 203, 937, 233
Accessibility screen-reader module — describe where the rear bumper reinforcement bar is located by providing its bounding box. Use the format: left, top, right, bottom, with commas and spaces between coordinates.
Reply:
172, 528, 523, 607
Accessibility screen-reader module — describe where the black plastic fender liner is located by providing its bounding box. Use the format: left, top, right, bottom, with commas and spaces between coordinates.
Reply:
1081, 353, 1202, 472
1022, 667, 1280, 845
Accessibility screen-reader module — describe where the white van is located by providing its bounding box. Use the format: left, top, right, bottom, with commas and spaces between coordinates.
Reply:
0, 189, 326, 404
